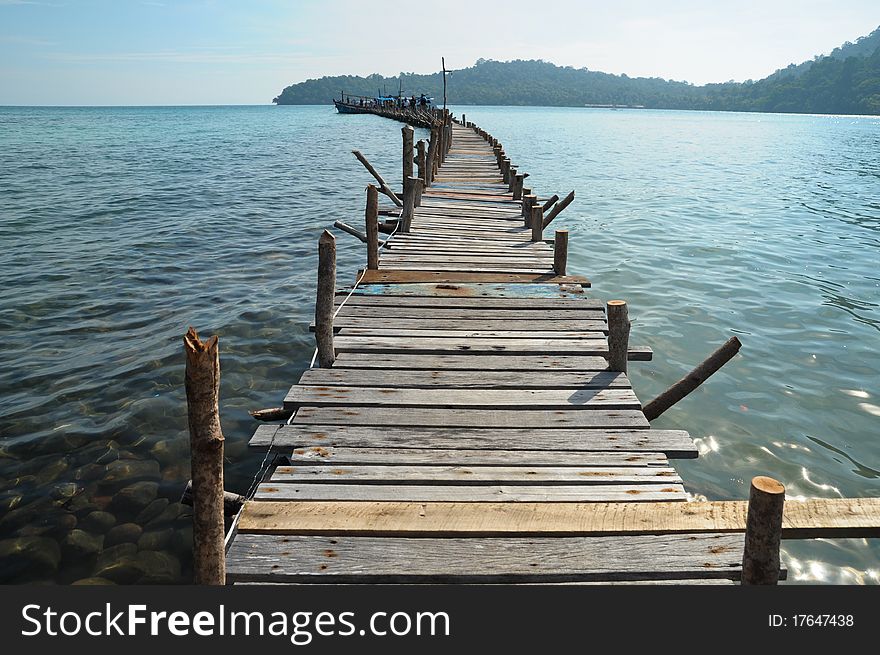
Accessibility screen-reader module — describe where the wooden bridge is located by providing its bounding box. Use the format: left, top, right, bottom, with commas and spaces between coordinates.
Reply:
212, 113, 880, 585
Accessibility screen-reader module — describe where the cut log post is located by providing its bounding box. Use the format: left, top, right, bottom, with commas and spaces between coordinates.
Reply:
416, 140, 426, 188
425, 129, 438, 187
741, 476, 785, 585
513, 174, 524, 201
333, 220, 367, 243
402, 125, 414, 183
554, 229, 568, 275
543, 190, 575, 229
542, 194, 560, 212
352, 150, 402, 207
606, 300, 630, 373
507, 166, 518, 192
414, 177, 424, 208
315, 230, 336, 368
642, 336, 742, 421
401, 176, 417, 232
461, 113, 466, 126
530, 205, 543, 242
181, 481, 245, 516
183, 327, 226, 585
522, 194, 536, 222
365, 185, 379, 270
501, 158, 511, 184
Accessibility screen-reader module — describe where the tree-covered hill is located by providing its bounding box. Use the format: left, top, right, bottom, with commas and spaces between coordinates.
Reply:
273, 26, 880, 115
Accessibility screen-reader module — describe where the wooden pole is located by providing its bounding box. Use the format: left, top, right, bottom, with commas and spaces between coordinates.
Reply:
741, 476, 785, 585
530, 205, 543, 242
442, 57, 447, 111
542, 194, 560, 212
352, 150, 402, 207
554, 229, 568, 276
183, 327, 226, 586
365, 185, 379, 270
461, 113, 466, 126
642, 336, 742, 420
522, 194, 536, 222
333, 220, 367, 243
401, 176, 417, 232
315, 230, 336, 368
416, 140, 426, 188
402, 125, 414, 184
513, 174, 524, 201
542, 190, 575, 229
507, 166, 518, 193
425, 129, 438, 187
501, 158, 511, 184
414, 177, 424, 208
606, 300, 630, 373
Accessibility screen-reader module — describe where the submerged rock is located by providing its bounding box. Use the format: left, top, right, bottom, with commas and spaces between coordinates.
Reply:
100, 460, 160, 491
79, 511, 116, 534
74, 463, 106, 482
137, 528, 173, 551
104, 523, 142, 547
150, 439, 189, 466
62, 529, 103, 561
135, 498, 169, 524
0, 536, 61, 582
92, 543, 143, 584
109, 481, 158, 515
135, 551, 182, 584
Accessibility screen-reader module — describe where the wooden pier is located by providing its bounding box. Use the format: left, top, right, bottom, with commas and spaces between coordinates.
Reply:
217, 113, 880, 585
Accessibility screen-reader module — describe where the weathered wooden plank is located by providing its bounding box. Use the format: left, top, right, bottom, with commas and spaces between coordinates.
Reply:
225, 533, 745, 583
250, 425, 697, 457
287, 446, 668, 467
291, 407, 649, 429
358, 270, 590, 285
330, 353, 627, 370
335, 295, 603, 309
239, 498, 880, 540
270, 465, 681, 485
378, 264, 556, 274
334, 328, 606, 339
313, 317, 608, 331
296, 368, 628, 389
252, 483, 686, 502
333, 336, 609, 354
334, 307, 604, 320
341, 283, 575, 298
284, 386, 640, 410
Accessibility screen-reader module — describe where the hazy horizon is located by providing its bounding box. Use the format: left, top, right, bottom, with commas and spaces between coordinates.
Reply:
1, 0, 878, 106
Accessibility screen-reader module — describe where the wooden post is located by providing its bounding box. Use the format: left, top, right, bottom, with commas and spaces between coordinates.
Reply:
402, 125, 414, 184
507, 166, 518, 193
554, 229, 568, 276
365, 185, 379, 270
315, 230, 336, 368
416, 140, 426, 188
642, 336, 742, 421
402, 176, 417, 232
461, 113, 466, 126
542, 190, 575, 229
183, 327, 226, 586
530, 205, 543, 242
522, 194, 536, 222
606, 300, 630, 373
501, 158, 511, 184
425, 129, 438, 187
741, 476, 785, 585
513, 174, 524, 201
542, 194, 560, 212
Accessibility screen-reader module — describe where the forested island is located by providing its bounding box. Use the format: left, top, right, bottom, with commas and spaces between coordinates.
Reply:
273, 26, 880, 115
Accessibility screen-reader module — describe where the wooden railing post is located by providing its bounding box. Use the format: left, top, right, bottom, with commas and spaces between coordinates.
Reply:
416, 140, 426, 189
513, 174, 524, 201
402, 125, 414, 185
425, 129, 438, 187
183, 327, 226, 586
501, 158, 511, 184
741, 476, 785, 585
530, 205, 543, 242
554, 229, 568, 276
315, 230, 336, 367
401, 175, 417, 232
507, 166, 518, 193
522, 193, 536, 222
606, 300, 629, 373
365, 185, 379, 270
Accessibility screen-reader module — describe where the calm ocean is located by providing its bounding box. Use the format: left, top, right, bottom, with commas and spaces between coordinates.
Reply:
0, 105, 878, 584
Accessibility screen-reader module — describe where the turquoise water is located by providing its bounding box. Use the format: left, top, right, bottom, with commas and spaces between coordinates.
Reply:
0, 105, 878, 584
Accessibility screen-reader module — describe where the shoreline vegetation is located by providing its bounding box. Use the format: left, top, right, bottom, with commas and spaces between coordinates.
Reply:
273, 26, 880, 116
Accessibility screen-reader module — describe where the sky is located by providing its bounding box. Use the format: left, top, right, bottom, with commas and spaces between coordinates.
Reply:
0, 0, 878, 105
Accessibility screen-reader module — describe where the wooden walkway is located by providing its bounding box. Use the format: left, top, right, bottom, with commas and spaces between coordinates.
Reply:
225, 122, 744, 583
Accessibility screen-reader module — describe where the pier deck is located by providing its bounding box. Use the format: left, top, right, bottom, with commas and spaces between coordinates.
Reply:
224, 122, 749, 584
